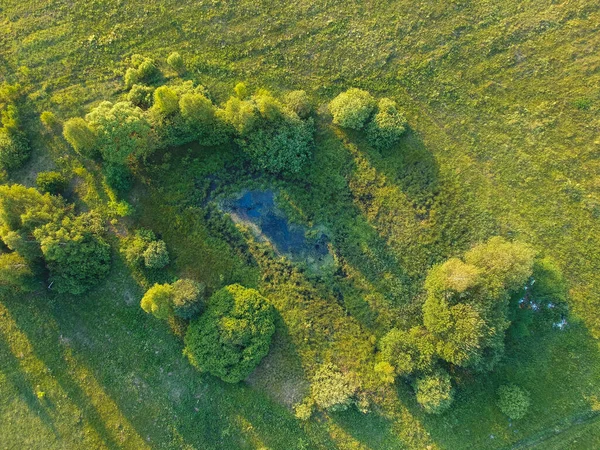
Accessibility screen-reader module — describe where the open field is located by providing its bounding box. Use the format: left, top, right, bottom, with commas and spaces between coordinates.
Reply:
2, 1, 600, 449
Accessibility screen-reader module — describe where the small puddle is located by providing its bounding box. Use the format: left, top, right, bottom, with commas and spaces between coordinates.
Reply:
221, 190, 332, 267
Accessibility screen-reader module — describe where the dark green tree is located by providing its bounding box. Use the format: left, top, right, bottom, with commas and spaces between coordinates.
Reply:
34, 213, 111, 295
172, 278, 205, 319
184, 284, 275, 383
497, 385, 530, 420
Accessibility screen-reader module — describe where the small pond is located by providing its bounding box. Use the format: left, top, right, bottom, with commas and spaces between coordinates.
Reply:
222, 190, 331, 267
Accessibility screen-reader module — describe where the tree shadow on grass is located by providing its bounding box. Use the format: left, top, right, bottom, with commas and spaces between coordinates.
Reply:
0, 335, 59, 439
0, 297, 131, 450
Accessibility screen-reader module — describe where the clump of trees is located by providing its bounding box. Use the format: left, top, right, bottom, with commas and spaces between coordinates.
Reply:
183, 284, 275, 383
124, 55, 161, 89
329, 88, 408, 150
497, 385, 530, 420
140, 278, 205, 320
220, 88, 315, 174
0, 185, 111, 295
376, 236, 566, 413
121, 228, 169, 269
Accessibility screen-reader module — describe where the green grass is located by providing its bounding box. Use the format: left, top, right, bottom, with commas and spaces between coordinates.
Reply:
2, 0, 600, 448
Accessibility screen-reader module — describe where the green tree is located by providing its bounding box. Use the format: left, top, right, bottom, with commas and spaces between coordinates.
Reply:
0, 184, 66, 260
0, 128, 30, 173
414, 370, 454, 414
127, 84, 154, 109
153, 86, 179, 116
184, 284, 275, 383
366, 98, 407, 150
140, 283, 174, 319
36, 171, 67, 195
284, 90, 312, 119
40, 111, 60, 130
121, 228, 156, 266
143, 240, 169, 269
62, 117, 97, 158
172, 278, 205, 319
310, 363, 357, 412
497, 385, 530, 420
422, 238, 536, 372
167, 52, 186, 74
328, 88, 376, 129
124, 55, 160, 89
86, 101, 153, 164
34, 213, 111, 295
221, 90, 314, 174
379, 327, 436, 377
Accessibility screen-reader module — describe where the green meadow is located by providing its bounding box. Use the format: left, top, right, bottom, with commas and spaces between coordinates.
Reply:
1, 1, 600, 449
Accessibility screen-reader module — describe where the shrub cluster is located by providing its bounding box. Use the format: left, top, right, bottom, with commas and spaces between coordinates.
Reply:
0, 185, 111, 295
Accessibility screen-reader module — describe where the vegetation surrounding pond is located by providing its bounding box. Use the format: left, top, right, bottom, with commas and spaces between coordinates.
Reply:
1, 1, 600, 449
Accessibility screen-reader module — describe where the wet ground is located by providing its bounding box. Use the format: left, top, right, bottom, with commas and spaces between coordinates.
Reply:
221, 190, 332, 267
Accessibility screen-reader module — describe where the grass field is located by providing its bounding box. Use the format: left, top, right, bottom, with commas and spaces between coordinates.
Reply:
2, 0, 600, 449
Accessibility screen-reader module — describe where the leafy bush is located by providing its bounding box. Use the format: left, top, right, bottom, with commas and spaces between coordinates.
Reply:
153, 86, 180, 116
127, 84, 154, 109
284, 90, 312, 119
422, 237, 536, 372
310, 363, 357, 412
0, 184, 66, 261
497, 385, 530, 420
148, 81, 226, 148
366, 98, 407, 150
40, 111, 60, 130
140, 283, 174, 319
0, 129, 30, 172
414, 370, 454, 414
124, 55, 160, 89
34, 213, 111, 295
86, 101, 153, 164
328, 88, 376, 129
167, 52, 186, 74
183, 284, 275, 383
36, 171, 67, 195
121, 228, 156, 266
143, 240, 169, 269
379, 326, 436, 377
102, 163, 132, 194
62, 117, 97, 158
172, 278, 205, 319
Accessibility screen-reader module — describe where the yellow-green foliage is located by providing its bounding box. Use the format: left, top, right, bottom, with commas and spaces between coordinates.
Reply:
62, 117, 97, 157
140, 283, 174, 319
329, 88, 376, 130
86, 101, 153, 164
415, 370, 453, 414
310, 363, 357, 412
